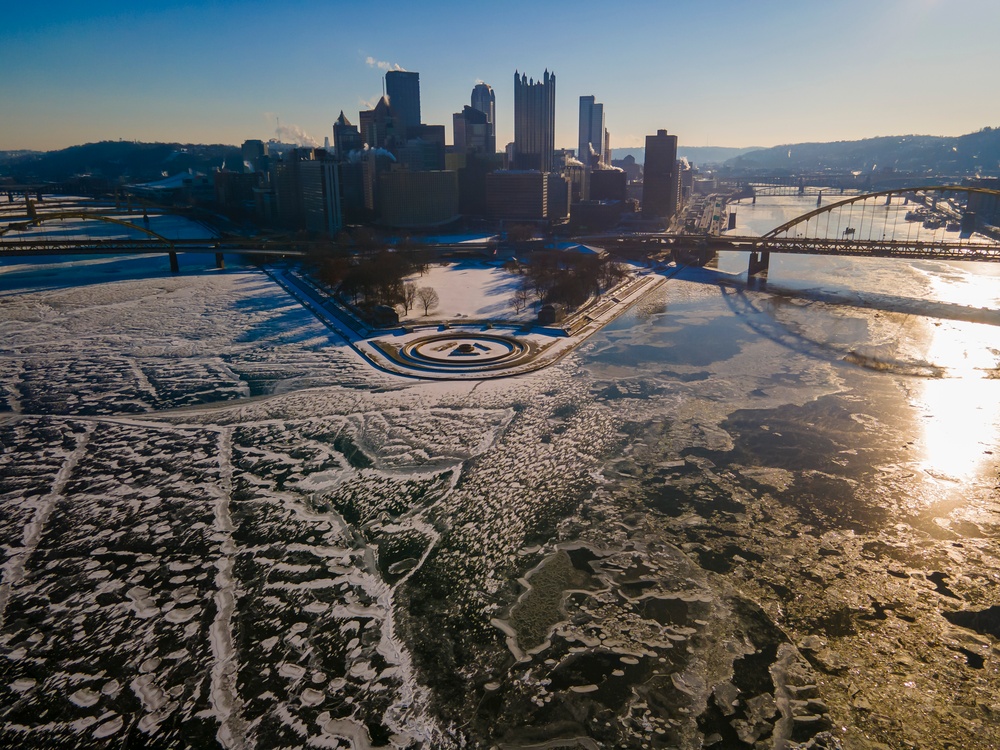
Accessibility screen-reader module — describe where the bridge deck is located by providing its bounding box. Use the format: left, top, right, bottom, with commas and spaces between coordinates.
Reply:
4, 232, 999, 264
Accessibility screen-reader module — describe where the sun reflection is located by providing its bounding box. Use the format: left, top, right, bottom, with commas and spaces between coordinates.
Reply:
916, 318, 1000, 482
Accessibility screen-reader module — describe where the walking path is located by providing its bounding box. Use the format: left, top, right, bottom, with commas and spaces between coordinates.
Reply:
266, 265, 667, 380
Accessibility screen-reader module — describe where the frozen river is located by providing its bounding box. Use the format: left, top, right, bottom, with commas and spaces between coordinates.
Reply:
1, 198, 1000, 749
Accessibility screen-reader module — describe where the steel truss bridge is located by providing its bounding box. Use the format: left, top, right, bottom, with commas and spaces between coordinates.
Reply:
591, 186, 1000, 275
745, 184, 855, 198
2, 187, 1000, 276
0, 208, 318, 270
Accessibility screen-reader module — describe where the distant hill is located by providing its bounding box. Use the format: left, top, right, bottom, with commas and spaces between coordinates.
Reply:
0, 141, 241, 184
611, 146, 762, 166
8, 129, 999, 185
723, 128, 1000, 175
0, 150, 42, 165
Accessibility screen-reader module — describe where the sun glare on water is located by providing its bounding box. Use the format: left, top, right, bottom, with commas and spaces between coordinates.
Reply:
916, 317, 1000, 483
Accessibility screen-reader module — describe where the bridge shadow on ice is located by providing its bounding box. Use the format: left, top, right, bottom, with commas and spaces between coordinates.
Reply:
670, 265, 1000, 328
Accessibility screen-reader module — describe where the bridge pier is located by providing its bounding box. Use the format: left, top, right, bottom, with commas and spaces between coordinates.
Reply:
215, 252, 225, 270
748, 249, 770, 278
169, 251, 180, 273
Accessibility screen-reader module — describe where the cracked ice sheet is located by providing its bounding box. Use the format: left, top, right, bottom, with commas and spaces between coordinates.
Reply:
0, 254, 581, 748
0, 421, 226, 749
0, 260, 402, 416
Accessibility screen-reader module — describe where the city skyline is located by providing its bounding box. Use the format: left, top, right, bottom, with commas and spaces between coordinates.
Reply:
2, 0, 998, 153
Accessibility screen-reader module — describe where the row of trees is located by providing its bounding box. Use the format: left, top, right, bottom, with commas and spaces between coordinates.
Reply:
305, 230, 626, 321
510, 252, 628, 311
309, 247, 439, 315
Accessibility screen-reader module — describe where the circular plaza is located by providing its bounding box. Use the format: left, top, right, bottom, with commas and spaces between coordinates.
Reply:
398, 332, 530, 373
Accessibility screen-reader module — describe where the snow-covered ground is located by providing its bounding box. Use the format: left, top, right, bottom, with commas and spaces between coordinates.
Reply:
411, 233, 496, 245
401, 261, 530, 322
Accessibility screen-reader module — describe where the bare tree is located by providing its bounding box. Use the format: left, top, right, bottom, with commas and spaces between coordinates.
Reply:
506, 223, 535, 244
402, 283, 417, 314
416, 286, 439, 316
512, 283, 531, 314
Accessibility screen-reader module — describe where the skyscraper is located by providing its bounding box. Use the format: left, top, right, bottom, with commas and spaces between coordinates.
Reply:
453, 106, 491, 155
332, 111, 362, 160
385, 70, 421, 136
578, 95, 606, 167
359, 96, 398, 150
241, 139, 268, 173
642, 129, 680, 220
471, 82, 496, 155
513, 70, 555, 172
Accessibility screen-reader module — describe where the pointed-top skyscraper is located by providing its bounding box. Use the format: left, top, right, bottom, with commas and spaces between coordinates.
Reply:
513, 69, 555, 172
333, 111, 362, 159
359, 96, 398, 150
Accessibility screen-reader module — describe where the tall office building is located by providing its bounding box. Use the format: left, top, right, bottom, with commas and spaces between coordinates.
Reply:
471, 82, 496, 155
578, 96, 607, 168
332, 111, 363, 160
300, 155, 343, 236
513, 70, 556, 172
359, 96, 398, 150
398, 125, 446, 171
271, 148, 312, 230
642, 129, 680, 220
453, 106, 491, 155
241, 139, 268, 173
385, 70, 421, 135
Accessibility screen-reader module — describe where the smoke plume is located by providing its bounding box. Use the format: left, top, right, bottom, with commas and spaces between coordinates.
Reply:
366, 56, 404, 71
347, 146, 396, 163
275, 124, 319, 148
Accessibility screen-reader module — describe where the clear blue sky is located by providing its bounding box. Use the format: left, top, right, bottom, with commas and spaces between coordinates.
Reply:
2, 0, 997, 152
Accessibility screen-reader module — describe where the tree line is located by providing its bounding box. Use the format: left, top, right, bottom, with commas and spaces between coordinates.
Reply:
307, 232, 439, 315
511, 251, 628, 312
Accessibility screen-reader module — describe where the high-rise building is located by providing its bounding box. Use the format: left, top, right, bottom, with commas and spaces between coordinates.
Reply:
300, 156, 343, 236
590, 169, 627, 202
578, 96, 606, 168
359, 96, 399, 151
486, 170, 550, 219
642, 129, 679, 220
470, 82, 496, 155
453, 106, 491, 155
271, 148, 312, 229
241, 139, 268, 174
397, 125, 446, 171
385, 70, 421, 135
332, 111, 363, 160
378, 170, 459, 228
513, 70, 556, 172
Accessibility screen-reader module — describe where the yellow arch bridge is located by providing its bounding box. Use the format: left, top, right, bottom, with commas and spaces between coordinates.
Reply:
590, 186, 1000, 276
